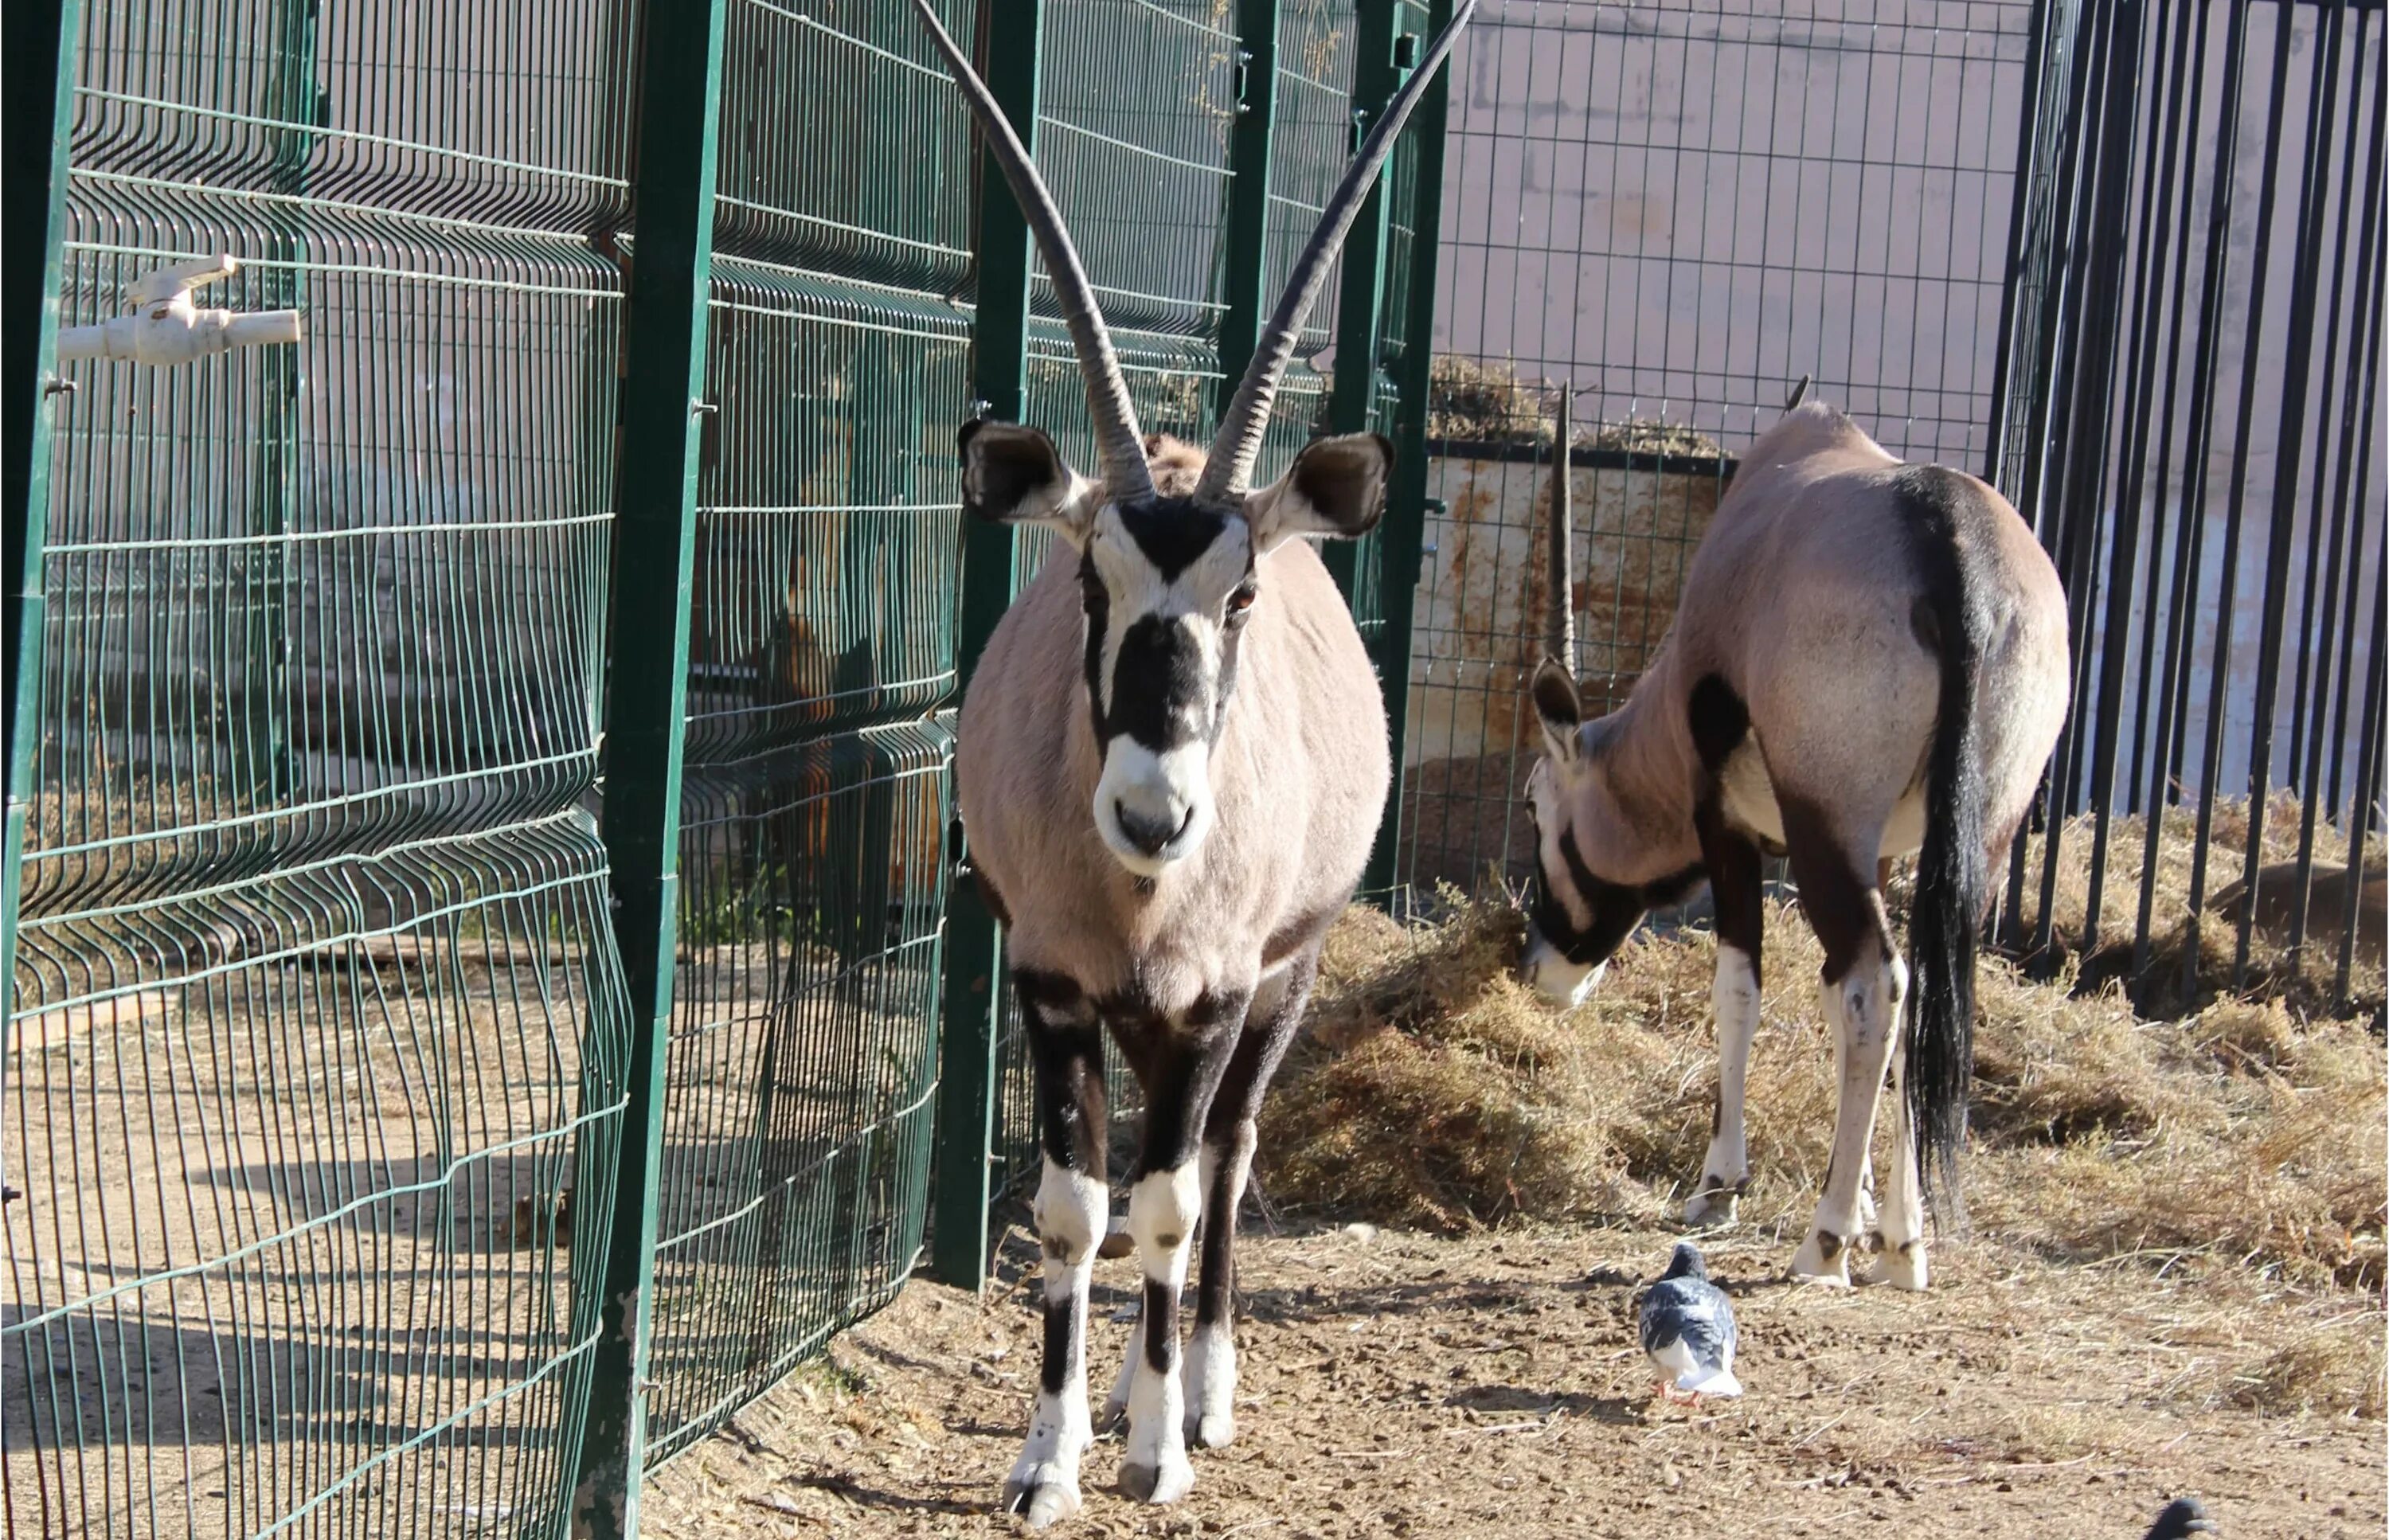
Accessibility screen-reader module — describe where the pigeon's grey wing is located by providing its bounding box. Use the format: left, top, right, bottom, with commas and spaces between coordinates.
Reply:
1643, 1280, 1733, 1367
1672, 1311, 1731, 1370
1637, 1292, 1670, 1354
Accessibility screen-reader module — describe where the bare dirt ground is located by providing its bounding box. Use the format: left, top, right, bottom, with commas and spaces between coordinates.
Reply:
643, 1218, 2383, 1539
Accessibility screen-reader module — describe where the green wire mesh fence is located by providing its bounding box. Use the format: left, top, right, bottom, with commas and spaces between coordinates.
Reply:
9, 1, 637, 1534
3, 0, 1445, 1532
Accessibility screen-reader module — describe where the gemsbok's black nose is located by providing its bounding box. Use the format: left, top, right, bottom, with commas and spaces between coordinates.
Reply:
1115, 802, 1190, 857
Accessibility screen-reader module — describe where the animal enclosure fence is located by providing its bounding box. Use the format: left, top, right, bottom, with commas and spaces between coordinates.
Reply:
1402, 0, 2383, 1007
1400, 0, 2039, 891
1, 1, 1443, 1536
5, 0, 2381, 1534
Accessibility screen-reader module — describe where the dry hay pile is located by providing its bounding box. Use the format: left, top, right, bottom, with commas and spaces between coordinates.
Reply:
1425, 356, 1722, 456
2020, 791, 2385, 1020
1258, 890, 2387, 1320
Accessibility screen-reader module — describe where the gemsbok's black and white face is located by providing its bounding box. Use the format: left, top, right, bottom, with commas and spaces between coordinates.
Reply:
957, 420, 1390, 876
1519, 662, 1701, 1003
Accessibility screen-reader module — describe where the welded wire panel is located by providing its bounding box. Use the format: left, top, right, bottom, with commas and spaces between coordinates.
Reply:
690, 264, 971, 760
640, 0, 986, 1460
1403, 0, 2035, 896
1997, 0, 2385, 1010
9, 828, 628, 1540
1040, 0, 1241, 337
1271, 0, 1359, 358
8, 0, 639, 1534
715, 0, 977, 289
642, 723, 952, 1467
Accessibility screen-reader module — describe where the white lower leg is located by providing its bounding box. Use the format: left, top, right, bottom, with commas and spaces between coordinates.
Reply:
1120, 1163, 1201, 1504
1008, 1159, 1107, 1526
1186, 1125, 1254, 1447
1687, 944, 1759, 1226
1792, 954, 1904, 1285
1877, 1042, 1929, 1290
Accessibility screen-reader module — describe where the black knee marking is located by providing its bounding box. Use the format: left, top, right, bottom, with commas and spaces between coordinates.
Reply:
1141, 1279, 1177, 1373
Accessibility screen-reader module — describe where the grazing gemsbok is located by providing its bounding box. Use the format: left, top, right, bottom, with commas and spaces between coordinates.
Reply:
915, 0, 1478, 1521
1519, 385, 2069, 1289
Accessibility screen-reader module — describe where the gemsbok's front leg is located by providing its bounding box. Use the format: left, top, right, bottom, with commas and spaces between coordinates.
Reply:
1187, 954, 1316, 1448
1007, 971, 1111, 1528
1117, 1003, 1245, 1506
1687, 811, 1765, 1226
1781, 815, 1905, 1288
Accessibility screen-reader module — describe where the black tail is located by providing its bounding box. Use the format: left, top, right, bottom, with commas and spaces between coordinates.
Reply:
1894, 467, 1987, 1229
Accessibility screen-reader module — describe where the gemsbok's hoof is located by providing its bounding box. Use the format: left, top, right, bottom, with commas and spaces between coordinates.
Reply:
1118, 1452, 1195, 1505
1682, 1182, 1740, 1228
1789, 1229, 1854, 1287
1002, 1468, 1083, 1529
1186, 1408, 1235, 1448
1873, 1238, 1929, 1292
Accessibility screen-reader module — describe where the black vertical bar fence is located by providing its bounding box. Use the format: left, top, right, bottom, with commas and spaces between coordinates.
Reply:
1994, 0, 2384, 1014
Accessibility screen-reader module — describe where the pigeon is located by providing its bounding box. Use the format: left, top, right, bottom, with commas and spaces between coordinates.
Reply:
1638, 1241, 1741, 1400
2141, 1496, 2215, 1539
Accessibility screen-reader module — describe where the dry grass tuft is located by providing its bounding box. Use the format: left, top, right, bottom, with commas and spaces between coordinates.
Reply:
1261, 890, 2387, 1300
2227, 1321, 2387, 1419
2023, 795, 2385, 1022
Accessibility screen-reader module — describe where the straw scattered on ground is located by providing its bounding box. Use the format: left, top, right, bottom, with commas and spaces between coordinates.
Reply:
1259, 889, 2387, 1315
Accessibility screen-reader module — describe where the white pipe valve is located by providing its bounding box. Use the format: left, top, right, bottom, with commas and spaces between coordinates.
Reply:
55, 255, 303, 366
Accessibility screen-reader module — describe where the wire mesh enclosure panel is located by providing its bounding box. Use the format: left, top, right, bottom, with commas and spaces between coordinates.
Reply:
5, 0, 1452, 1526
1992, 0, 2385, 1010
1402, 0, 2038, 895
6, 2, 639, 1536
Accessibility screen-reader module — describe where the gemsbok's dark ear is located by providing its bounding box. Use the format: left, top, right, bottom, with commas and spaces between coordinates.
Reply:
1242, 432, 1390, 551
958, 420, 1098, 544
1531, 656, 1584, 764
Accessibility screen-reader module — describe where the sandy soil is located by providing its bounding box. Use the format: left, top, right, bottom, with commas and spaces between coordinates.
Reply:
643, 1218, 2383, 1539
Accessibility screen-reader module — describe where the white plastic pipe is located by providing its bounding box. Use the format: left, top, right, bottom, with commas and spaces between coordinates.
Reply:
54, 254, 303, 365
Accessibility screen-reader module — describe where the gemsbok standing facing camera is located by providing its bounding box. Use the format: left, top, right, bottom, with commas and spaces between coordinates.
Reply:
912, 0, 1479, 1522
1519, 384, 2070, 1290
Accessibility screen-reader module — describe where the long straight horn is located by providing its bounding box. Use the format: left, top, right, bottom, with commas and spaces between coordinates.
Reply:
1197, 0, 1481, 501
1785, 373, 1812, 411
910, 0, 1152, 500
1546, 385, 1574, 666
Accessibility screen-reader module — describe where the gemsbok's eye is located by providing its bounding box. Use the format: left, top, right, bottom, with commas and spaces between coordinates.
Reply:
1226, 584, 1257, 616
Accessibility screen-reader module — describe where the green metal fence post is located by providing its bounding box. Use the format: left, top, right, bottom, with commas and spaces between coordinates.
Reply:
1218, 0, 1282, 408
1322, 0, 1402, 600
928, 0, 1046, 1291
1361, 0, 1455, 901
1, 0, 80, 1042
570, 0, 729, 1527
